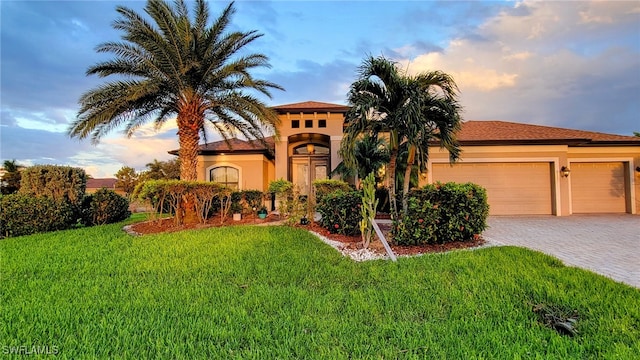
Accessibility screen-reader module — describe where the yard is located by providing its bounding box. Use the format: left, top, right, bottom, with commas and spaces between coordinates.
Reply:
1, 215, 638, 359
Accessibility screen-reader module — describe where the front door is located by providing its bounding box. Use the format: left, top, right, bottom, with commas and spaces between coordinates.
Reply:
291, 156, 328, 195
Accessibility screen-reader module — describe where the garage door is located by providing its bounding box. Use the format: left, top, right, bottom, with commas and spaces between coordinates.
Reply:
571, 162, 626, 213
432, 162, 553, 215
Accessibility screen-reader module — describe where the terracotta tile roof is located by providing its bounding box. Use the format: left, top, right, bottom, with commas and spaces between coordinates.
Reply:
455, 121, 640, 145
197, 136, 275, 152
272, 101, 350, 113
170, 136, 276, 158
170, 120, 638, 157
87, 178, 117, 189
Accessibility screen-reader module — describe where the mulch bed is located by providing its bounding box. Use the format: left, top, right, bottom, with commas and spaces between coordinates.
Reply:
128, 215, 486, 257
128, 214, 282, 235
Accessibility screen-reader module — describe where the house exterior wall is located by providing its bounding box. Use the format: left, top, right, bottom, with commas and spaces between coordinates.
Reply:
197, 154, 274, 191
274, 111, 346, 181
424, 145, 639, 216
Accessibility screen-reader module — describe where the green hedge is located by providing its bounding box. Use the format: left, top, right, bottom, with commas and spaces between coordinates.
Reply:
0, 194, 75, 238
394, 182, 489, 245
19, 165, 86, 206
316, 190, 362, 236
82, 189, 131, 226
312, 179, 351, 203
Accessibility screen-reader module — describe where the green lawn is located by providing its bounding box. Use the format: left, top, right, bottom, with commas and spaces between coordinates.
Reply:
1, 215, 638, 359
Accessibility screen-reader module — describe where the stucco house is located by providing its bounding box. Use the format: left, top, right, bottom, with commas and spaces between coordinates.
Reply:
174, 101, 640, 216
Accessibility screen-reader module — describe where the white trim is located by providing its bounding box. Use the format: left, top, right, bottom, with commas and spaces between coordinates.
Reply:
567, 157, 636, 214
330, 135, 343, 141
428, 157, 561, 216
206, 162, 243, 190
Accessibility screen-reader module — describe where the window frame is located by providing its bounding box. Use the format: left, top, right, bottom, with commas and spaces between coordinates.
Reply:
209, 165, 240, 189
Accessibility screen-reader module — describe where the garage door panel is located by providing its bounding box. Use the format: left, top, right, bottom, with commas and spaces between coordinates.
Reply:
571, 162, 626, 213
432, 162, 553, 215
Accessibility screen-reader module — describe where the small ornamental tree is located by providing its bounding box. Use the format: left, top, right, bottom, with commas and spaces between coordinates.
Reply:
115, 166, 140, 197
268, 179, 293, 216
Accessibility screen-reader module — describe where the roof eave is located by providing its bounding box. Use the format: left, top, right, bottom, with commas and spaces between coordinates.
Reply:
198, 149, 275, 160
273, 107, 350, 114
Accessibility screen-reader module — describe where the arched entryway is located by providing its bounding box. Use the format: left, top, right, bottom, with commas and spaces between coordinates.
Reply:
288, 133, 330, 195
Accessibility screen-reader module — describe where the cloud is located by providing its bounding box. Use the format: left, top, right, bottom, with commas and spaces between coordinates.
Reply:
269, 59, 358, 105
395, 0, 640, 135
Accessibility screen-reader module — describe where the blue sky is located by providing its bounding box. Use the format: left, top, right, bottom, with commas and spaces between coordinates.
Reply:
1, 0, 639, 177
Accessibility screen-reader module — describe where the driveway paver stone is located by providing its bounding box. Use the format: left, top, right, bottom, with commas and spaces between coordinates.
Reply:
482, 215, 639, 288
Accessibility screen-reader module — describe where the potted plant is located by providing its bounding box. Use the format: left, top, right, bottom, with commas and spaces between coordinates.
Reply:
257, 205, 268, 219
230, 202, 243, 221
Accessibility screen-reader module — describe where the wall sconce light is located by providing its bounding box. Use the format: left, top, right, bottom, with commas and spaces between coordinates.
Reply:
306, 143, 315, 154
561, 166, 571, 177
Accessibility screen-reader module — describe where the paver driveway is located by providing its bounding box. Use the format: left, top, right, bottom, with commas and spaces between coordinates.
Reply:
482, 215, 639, 288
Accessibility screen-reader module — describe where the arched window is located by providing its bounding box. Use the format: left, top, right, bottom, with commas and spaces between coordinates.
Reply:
292, 143, 330, 155
210, 166, 239, 189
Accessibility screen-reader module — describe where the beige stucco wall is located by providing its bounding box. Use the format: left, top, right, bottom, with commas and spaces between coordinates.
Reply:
423, 144, 639, 216
274, 111, 345, 181
197, 154, 273, 191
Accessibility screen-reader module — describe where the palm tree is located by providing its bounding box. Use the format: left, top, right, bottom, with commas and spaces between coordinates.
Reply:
340, 56, 461, 219
399, 83, 462, 212
331, 134, 390, 187
68, 0, 282, 222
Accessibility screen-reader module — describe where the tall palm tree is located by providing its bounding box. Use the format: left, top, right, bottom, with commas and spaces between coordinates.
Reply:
340, 56, 461, 219
331, 134, 390, 187
68, 0, 282, 223
68, 0, 282, 182
399, 83, 462, 212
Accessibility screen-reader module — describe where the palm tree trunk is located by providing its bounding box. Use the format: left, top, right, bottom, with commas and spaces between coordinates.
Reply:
177, 110, 202, 225
387, 148, 398, 221
401, 145, 416, 215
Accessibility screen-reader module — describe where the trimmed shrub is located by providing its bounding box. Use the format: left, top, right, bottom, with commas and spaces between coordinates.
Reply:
317, 190, 362, 236
136, 180, 233, 223
19, 165, 87, 207
268, 179, 293, 196
0, 194, 74, 238
433, 182, 489, 242
82, 189, 131, 226
269, 179, 306, 224
134, 180, 171, 217
394, 182, 489, 245
230, 191, 244, 214
392, 196, 439, 245
312, 179, 351, 203
242, 190, 265, 212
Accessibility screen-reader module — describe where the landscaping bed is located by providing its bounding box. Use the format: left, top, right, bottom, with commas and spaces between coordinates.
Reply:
127, 215, 488, 258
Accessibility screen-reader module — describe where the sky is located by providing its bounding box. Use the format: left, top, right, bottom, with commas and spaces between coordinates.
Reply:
1, 0, 639, 178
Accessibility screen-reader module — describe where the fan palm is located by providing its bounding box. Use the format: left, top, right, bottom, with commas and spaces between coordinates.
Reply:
68, 0, 282, 183
340, 56, 461, 219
